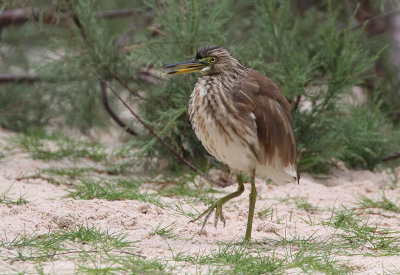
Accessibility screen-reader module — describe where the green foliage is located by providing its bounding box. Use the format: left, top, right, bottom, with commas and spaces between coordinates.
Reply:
0, 2, 111, 131
12, 129, 108, 161
2, 0, 400, 174
126, 0, 231, 162
0, 85, 51, 131
250, 0, 398, 172
338, 105, 400, 169
131, 0, 400, 173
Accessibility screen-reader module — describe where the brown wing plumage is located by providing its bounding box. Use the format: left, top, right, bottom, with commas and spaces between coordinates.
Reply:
233, 69, 297, 170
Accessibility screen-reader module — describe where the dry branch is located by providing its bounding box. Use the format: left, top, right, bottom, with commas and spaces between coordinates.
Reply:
382, 151, 400, 162
353, 7, 400, 36
0, 8, 136, 28
100, 81, 137, 136
0, 74, 40, 83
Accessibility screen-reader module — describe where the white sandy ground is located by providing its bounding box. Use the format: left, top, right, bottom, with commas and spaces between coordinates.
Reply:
0, 128, 400, 274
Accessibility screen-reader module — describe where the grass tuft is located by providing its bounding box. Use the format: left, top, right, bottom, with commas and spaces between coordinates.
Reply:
69, 177, 165, 208
78, 255, 168, 274
1, 224, 133, 262
295, 198, 319, 213
12, 130, 108, 161
0, 195, 28, 206
358, 194, 400, 213
40, 167, 94, 178
157, 182, 220, 205
150, 221, 178, 239
289, 253, 351, 274
324, 207, 400, 255
258, 206, 274, 220
196, 246, 282, 274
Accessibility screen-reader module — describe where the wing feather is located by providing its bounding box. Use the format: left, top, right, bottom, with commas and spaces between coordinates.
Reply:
233, 70, 297, 172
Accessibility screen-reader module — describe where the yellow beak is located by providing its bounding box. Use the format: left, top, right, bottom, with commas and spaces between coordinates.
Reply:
165, 59, 207, 75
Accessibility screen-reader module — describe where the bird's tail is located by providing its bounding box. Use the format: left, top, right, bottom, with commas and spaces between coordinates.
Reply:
257, 164, 298, 184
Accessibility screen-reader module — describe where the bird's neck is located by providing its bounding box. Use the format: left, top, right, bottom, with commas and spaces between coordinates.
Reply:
202, 65, 249, 89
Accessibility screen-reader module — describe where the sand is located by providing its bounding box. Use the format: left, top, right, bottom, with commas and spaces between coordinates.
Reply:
0, 128, 400, 274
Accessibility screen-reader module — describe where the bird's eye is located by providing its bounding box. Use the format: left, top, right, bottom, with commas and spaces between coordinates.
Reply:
209, 57, 217, 63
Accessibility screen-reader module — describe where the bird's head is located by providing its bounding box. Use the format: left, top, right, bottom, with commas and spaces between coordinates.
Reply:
165, 46, 242, 76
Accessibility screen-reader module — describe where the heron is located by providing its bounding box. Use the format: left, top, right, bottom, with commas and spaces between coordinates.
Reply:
166, 46, 298, 242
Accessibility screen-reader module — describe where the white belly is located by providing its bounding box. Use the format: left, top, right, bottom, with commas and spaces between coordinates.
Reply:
194, 111, 257, 174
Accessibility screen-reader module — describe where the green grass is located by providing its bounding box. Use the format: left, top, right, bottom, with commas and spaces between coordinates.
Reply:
1, 224, 133, 262
270, 233, 351, 274
3, 128, 400, 273
157, 182, 220, 205
323, 207, 400, 255
12, 130, 108, 161
69, 177, 165, 207
258, 206, 274, 220
78, 255, 169, 274
338, 222, 400, 254
173, 245, 283, 274
171, 239, 351, 274
295, 198, 319, 213
150, 221, 178, 239
40, 167, 95, 178
358, 194, 400, 213
172, 201, 199, 219
0, 195, 28, 205
3, 188, 400, 273
202, 246, 282, 274
288, 252, 351, 274
0, 224, 165, 273
278, 196, 319, 214
68, 177, 215, 219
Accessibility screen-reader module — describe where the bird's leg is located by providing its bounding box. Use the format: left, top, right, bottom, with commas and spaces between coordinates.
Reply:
190, 174, 245, 230
244, 171, 257, 242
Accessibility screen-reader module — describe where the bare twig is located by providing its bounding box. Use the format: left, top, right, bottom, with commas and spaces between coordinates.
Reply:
292, 95, 302, 111
107, 71, 144, 99
147, 26, 167, 37
98, 9, 136, 20
0, 8, 33, 27
123, 43, 149, 53
14, 174, 65, 185
0, 74, 40, 83
0, 72, 157, 85
352, 9, 400, 35
100, 81, 137, 136
382, 152, 400, 162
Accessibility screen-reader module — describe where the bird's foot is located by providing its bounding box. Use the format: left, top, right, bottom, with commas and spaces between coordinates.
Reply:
189, 199, 226, 230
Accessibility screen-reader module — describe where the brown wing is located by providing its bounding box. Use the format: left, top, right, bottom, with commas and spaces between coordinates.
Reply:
233, 69, 297, 169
